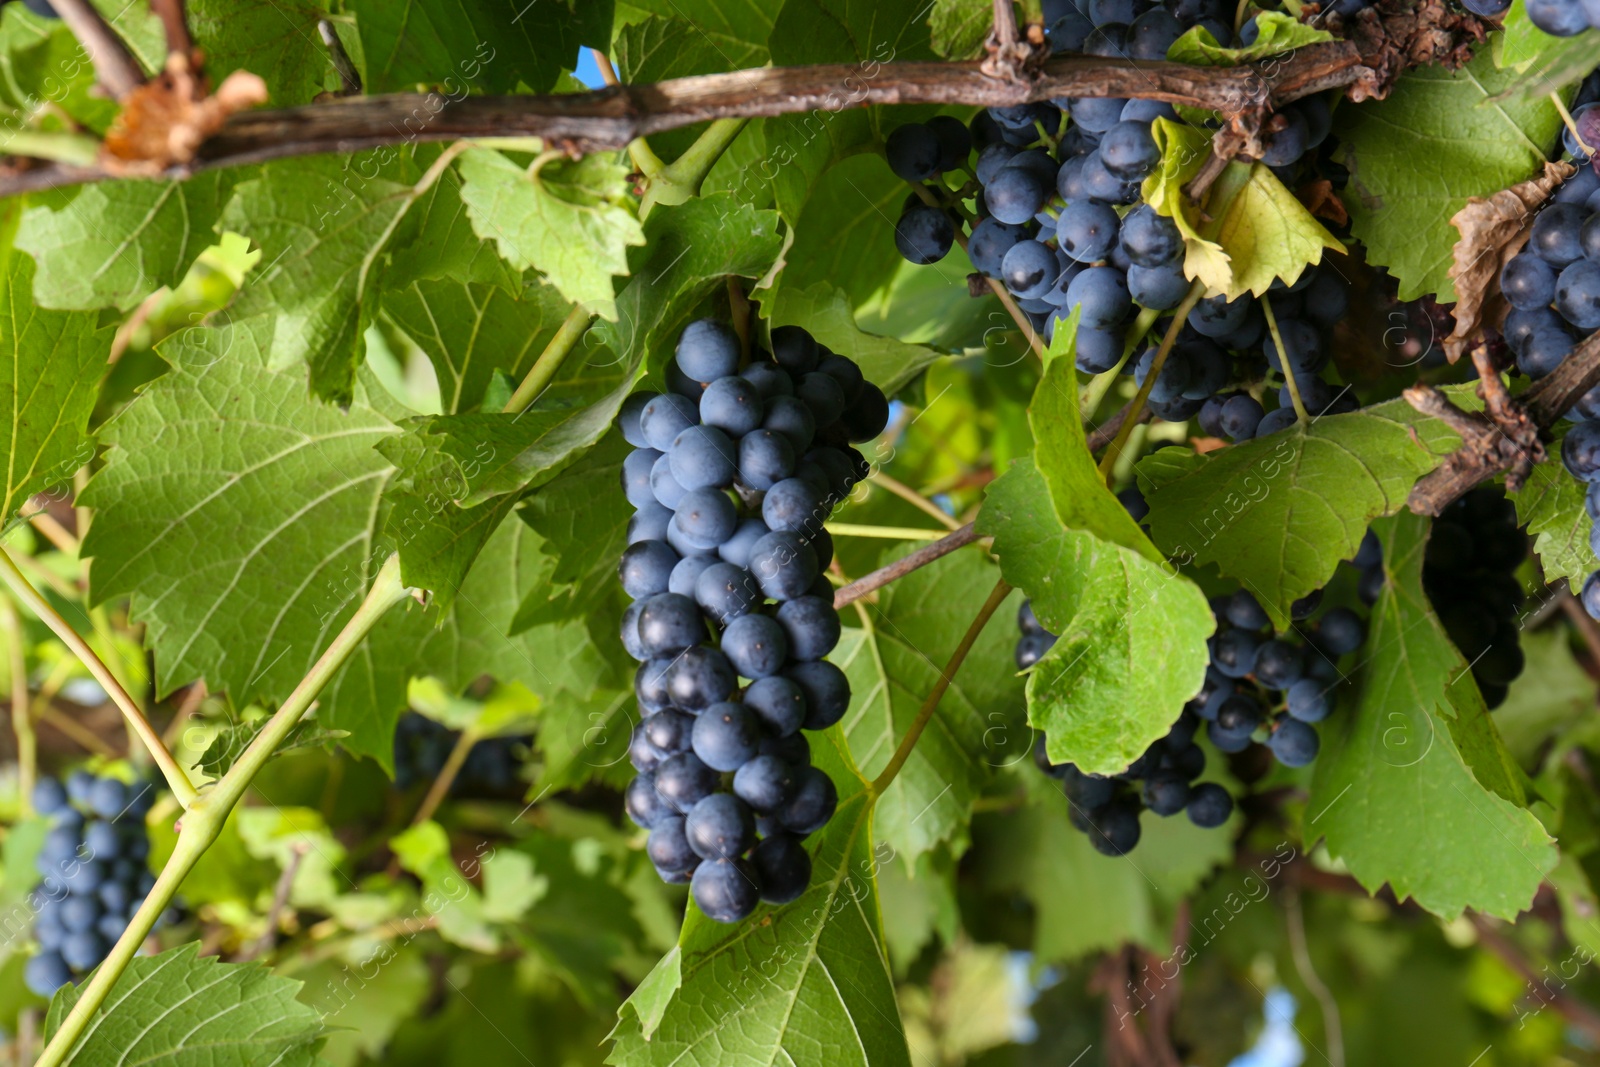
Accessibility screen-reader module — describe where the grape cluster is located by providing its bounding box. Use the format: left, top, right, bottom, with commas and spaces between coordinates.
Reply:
1418, 489, 1529, 706
885, 21, 1352, 435
1020, 600, 1235, 856
616, 319, 888, 923
1197, 583, 1368, 769
26, 772, 159, 997
391, 713, 528, 797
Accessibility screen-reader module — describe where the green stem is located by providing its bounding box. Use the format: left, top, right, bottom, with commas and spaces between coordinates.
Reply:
34, 555, 412, 1067
872, 577, 1011, 795
502, 305, 592, 413
1096, 280, 1206, 481
826, 523, 949, 541
639, 117, 748, 220
1, 596, 33, 818
1262, 296, 1310, 425
0, 547, 196, 808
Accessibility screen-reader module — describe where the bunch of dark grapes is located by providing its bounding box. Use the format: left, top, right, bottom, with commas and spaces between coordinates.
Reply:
616, 320, 888, 923
26, 772, 160, 997
1020, 600, 1234, 856
884, 11, 1353, 439
392, 712, 527, 797
1197, 583, 1368, 769
1420, 488, 1528, 707
1524, 0, 1600, 38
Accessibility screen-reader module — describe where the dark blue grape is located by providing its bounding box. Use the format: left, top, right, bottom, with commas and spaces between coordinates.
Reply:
750, 834, 811, 904
742, 362, 793, 401
733, 755, 799, 813
736, 431, 795, 492
785, 660, 850, 730
1065, 266, 1132, 329
1285, 679, 1331, 723
1267, 717, 1320, 766
643, 710, 695, 756
1073, 327, 1123, 373
669, 426, 737, 491
82, 821, 118, 860
1531, 202, 1589, 267
1099, 120, 1160, 179
748, 531, 819, 601
1214, 694, 1263, 740
626, 774, 674, 828
1085, 802, 1141, 856
721, 614, 789, 680
774, 597, 841, 661
1122, 99, 1177, 123
619, 540, 678, 600
1186, 782, 1233, 827
744, 676, 807, 738
685, 793, 756, 861
1127, 8, 1183, 57
763, 477, 826, 536
895, 204, 954, 264
717, 519, 771, 570
646, 815, 699, 872
796, 371, 847, 426
649, 453, 687, 509
1224, 591, 1270, 631
1526, 0, 1588, 34
927, 115, 972, 171
1316, 607, 1365, 655
841, 384, 890, 443
777, 768, 838, 836
762, 396, 816, 454
1133, 345, 1190, 403
691, 702, 762, 772
986, 164, 1052, 226
1080, 150, 1138, 203
25, 951, 71, 997
694, 562, 761, 624
1057, 199, 1121, 263
1563, 421, 1600, 482
1119, 204, 1182, 268
1253, 639, 1304, 688
654, 752, 720, 814
692, 858, 761, 923
1142, 772, 1191, 816
1556, 260, 1600, 329
676, 319, 740, 382
885, 123, 942, 181
770, 326, 820, 376
1502, 253, 1558, 310
32, 778, 68, 815
1128, 262, 1190, 310
665, 647, 737, 711
628, 502, 673, 546
1000, 240, 1059, 301
60, 896, 101, 932
968, 218, 1029, 277
698, 377, 762, 437
629, 725, 670, 774
640, 394, 699, 452
761, 731, 811, 767
668, 556, 718, 601
622, 449, 662, 509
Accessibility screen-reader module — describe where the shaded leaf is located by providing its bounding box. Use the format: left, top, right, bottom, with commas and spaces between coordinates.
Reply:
770, 281, 946, 394
1512, 431, 1593, 591
44, 943, 325, 1066
1307, 511, 1556, 920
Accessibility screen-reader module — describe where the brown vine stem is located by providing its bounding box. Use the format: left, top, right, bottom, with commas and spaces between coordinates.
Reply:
833, 523, 983, 609
3, 46, 1369, 196
148, 0, 192, 62
239, 842, 307, 962
871, 576, 1011, 795
48, 0, 145, 99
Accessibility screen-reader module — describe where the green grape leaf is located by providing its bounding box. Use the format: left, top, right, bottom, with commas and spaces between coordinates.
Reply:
43, 943, 325, 1066
615, 14, 759, 81
1494, 628, 1596, 771
188, 0, 335, 105
457, 148, 644, 322
0, 3, 161, 132
16, 173, 241, 311
1137, 393, 1464, 630
1491, 0, 1599, 104
777, 152, 913, 307
219, 153, 426, 404
196, 719, 348, 779
1307, 511, 1556, 920
927, 0, 991, 59
347, 0, 610, 94
1030, 338, 1168, 562
1146, 119, 1341, 298
533, 687, 632, 793
770, 282, 945, 394
513, 433, 632, 628
1513, 430, 1593, 590
382, 277, 572, 414
834, 543, 1021, 868
0, 228, 113, 525
1167, 11, 1334, 64
81, 317, 403, 718
609, 731, 909, 1066
978, 459, 1214, 774
612, 0, 773, 66
1334, 50, 1564, 302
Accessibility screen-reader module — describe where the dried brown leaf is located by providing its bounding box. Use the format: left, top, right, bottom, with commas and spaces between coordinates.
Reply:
1443, 160, 1576, 362
101, 55, 265, 175
1297, 178, 1350, 227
